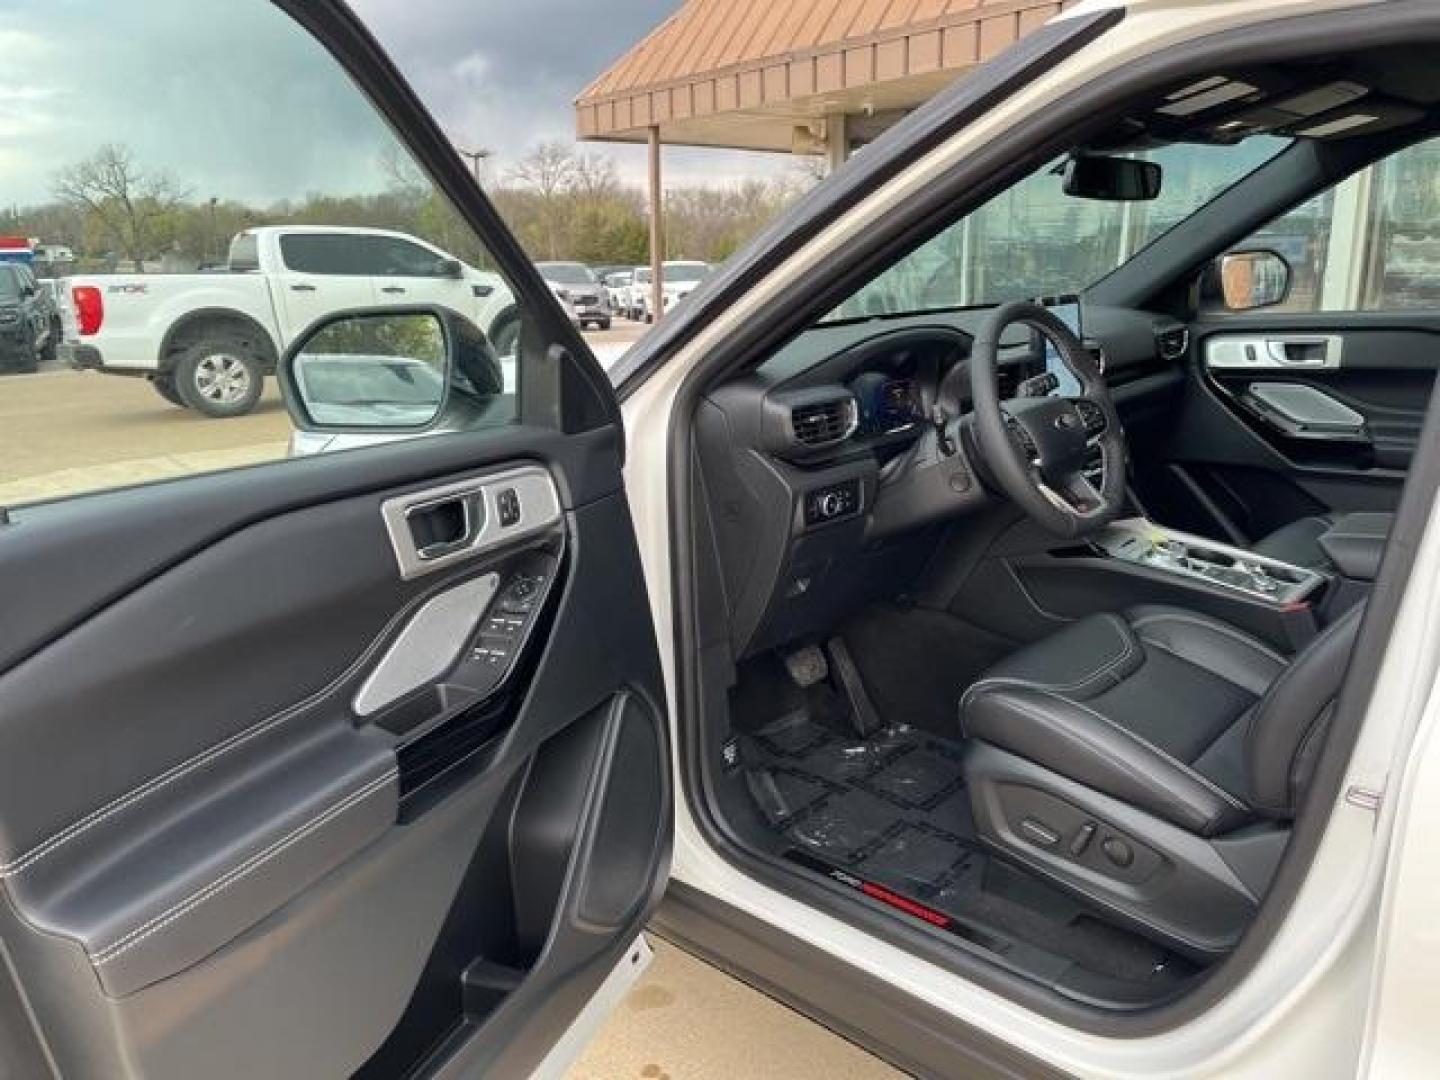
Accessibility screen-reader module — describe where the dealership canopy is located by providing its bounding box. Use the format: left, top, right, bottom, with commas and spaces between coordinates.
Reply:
575, 0, 1074, 161
574, 0, 1073, 315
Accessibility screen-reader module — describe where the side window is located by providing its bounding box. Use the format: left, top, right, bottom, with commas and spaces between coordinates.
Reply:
368, 237, 447, 277
1216, 137, 1440, 313
0, 0, 546, 508
279, 234, 374, 276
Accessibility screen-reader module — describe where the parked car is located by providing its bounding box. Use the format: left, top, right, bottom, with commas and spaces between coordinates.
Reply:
58, 225, 519, 417
657, 259, 710, 315
626, 264, 652, 320
13, 3, 1440, 1080
626, 261, 711, 322
0, 263, 59, 373
601, 269, 633, 313
535, 261, 611, 330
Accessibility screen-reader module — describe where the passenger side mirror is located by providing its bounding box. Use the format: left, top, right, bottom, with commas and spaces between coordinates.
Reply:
435, 257, 463, 279
1216, 249, 1292, 311
1061, 155, 1162, 201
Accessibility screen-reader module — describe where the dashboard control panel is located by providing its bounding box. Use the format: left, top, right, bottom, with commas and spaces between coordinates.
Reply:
804, 480, 862, 527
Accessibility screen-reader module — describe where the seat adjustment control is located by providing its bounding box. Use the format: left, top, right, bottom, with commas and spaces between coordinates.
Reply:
1019, 818, 1060, 847
1102, 836, 1134, 868
1069, 822, 1096, 857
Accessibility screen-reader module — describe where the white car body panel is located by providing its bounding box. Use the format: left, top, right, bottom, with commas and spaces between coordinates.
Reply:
60, 225, 515, 373
619, 0, 1426, 1076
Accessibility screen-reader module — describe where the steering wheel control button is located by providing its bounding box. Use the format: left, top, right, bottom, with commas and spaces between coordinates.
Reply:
1102, 836, 1135, 868
1019, 818, 1061, 847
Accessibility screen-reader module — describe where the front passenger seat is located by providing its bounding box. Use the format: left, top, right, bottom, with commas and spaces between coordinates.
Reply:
959, 604, 1363, 958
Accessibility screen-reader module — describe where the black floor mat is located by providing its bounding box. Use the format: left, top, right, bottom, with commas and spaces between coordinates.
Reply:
741, 710, 1197, 991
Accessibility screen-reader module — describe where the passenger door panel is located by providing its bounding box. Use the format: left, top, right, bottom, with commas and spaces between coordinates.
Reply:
0, 426, 669, 1078
1147, 314, 1438, 541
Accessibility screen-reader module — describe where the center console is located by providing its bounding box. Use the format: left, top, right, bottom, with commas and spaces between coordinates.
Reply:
1093, 518, 1326, 608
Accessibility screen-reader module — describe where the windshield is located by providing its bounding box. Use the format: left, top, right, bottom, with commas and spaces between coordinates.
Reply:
538, 263, 595, 286
0, 268, 19, 300
828, 137, 1289, 321
665, 263, 707, 283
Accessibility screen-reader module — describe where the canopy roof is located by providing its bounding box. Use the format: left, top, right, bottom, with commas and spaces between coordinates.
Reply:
575, 0, 1073, 152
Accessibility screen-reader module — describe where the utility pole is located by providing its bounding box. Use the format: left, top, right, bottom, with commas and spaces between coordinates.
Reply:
456, 147, 492, 187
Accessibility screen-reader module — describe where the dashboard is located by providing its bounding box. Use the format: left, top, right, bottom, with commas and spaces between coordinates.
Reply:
693, 302, 1186, 658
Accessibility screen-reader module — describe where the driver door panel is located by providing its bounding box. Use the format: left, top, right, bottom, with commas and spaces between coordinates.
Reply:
0, 427, 668, 1078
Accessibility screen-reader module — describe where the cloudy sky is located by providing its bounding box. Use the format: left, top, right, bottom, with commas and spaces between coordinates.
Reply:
349, 0, 792, 186
0, 0, 790, 210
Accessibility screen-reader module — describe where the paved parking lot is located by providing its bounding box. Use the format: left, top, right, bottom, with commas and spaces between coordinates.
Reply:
0, 323, 647, 506
566, 939, 901, 1080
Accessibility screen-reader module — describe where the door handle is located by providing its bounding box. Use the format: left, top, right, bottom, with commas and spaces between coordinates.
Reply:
406, 492, 482, 562
381, 286, 407, 295
290, 284, 317, 293
1207, 334, 1343, 370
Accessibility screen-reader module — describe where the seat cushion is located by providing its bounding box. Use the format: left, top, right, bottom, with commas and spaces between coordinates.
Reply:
1253, 515, 1335, 569
960, 607, 1287, 835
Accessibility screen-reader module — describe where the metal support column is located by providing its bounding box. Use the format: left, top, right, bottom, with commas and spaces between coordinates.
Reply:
648, 125, 665, 323
826, 113, 850, 173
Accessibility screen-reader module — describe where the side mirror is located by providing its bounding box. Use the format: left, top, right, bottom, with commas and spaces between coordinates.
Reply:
435, 257, 463, 279
280, 305, 504, 434
1061, 155, 1162, 201
1215, 249, 1292, 311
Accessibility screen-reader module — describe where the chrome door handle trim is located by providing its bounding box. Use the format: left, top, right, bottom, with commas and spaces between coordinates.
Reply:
379, 464, 563, 580
1206, 333, 1343, 370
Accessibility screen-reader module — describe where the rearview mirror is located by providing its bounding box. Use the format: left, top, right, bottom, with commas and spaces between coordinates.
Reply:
1217, 249, 1292, 311
1061, 155, 1162, 201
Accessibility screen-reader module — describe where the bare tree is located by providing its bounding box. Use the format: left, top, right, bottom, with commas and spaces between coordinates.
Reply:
570, 152, 622, 205
507, 142, 581, 257
53, 144, 188, 271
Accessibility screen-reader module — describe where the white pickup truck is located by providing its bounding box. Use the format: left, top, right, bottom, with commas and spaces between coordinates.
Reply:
61, 225, 518, 417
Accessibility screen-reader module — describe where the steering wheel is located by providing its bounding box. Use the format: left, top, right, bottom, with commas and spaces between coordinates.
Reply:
968, 300, 1127, 537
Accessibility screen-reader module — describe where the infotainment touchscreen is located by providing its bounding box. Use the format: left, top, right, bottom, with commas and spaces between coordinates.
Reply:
1036, 294, 1083, 397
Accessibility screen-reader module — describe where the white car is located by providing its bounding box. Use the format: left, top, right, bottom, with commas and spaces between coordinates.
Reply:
602, 270, 633, 313
11, 3, 1440, 1079
59, 225, 518, 417
657, 260, 710, 315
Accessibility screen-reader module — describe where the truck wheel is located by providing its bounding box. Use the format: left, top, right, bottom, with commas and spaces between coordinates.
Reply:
174, 338, 263, 418
151, 375, 186, 408
489, 311, 520, 359
40, 319, 60, 367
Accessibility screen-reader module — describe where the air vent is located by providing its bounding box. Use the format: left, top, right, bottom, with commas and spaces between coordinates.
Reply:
790, 396, 857, 449
1156, 325, 1190, 361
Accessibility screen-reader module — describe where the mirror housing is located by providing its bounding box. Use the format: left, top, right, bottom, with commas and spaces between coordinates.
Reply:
435, 257, 463, 279
279, 304, 505, 436
1215, 249, 1292, 311
1061, 155, 1162, 201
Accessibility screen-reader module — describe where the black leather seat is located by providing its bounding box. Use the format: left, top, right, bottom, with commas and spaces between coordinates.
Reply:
959, 604, 1363, 955
962, 604, 1361, 834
